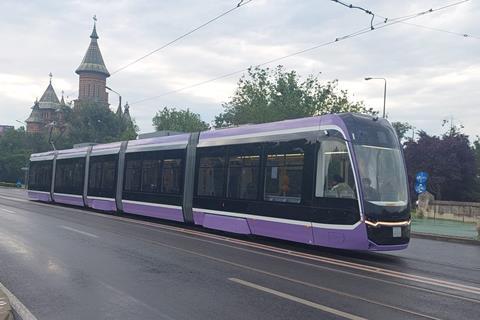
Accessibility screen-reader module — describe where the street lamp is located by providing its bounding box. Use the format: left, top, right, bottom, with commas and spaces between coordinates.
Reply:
365, 77, 387, 118
106, 86, 122, 110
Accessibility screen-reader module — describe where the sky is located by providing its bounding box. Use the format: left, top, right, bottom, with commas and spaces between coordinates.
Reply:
0, 0, 479, 139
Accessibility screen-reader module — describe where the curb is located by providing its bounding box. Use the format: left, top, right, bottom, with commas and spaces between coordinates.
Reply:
0, 288, 13, 320
411, 232, 480, 246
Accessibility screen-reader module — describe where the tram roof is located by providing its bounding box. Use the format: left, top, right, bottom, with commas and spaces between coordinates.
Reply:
30, 113, 382, 160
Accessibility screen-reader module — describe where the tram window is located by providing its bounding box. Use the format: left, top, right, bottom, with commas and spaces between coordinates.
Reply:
55, 158, 85, 195
124, 159, 142, 192
141, 159, 160, 193
73, 161, 84, 189
264, 151, 304, 204
89, 162, 102, 189
161, 159, 182, 194
227, 153, 260, 200
88, 156, 118, 197
316, 139, 356, 199
101, 160, 117, 191
197, 154, 225, 197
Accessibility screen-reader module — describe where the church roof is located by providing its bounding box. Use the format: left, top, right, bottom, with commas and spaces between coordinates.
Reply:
123, 102, 132, 122
75, 22, 110, 77
38, 79, 61, 110
26, 101, 43, 123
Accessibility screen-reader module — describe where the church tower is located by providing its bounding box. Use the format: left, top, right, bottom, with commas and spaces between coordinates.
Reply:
74, 17, 110, 108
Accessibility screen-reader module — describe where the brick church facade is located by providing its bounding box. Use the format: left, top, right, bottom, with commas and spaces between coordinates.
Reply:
74, 20, 110, 108
26, 19, 128, 134
25, 75, 69, 133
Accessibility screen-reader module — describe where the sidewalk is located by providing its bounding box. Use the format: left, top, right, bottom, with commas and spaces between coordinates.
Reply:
0, 287, 13, 320
411, 217, 479, 243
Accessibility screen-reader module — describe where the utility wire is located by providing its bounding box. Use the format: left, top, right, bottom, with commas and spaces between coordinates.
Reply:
131, 0, 469, 105
330, 0, 376, 29
110, 0, 253, 75
387, 21, 480, 40
332, 0, 478, 40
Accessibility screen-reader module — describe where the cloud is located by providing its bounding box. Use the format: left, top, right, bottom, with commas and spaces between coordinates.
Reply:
0, 0, 479, 140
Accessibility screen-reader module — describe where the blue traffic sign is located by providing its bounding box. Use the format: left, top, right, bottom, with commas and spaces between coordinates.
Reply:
415, 183, 427, 194
416, 171, 429, 184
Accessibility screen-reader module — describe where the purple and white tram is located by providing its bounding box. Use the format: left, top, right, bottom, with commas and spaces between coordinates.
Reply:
27, 113, 411, 251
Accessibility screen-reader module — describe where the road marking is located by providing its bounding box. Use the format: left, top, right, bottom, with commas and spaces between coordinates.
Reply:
2, 194, 480, 298
0, 281, 38, 320
99, 281, 177, 320
0, 194, 470, 317
125, 234, 445, 319
0, 207, 15, 214
229, 278, 367, 320
59, 225, 98, 238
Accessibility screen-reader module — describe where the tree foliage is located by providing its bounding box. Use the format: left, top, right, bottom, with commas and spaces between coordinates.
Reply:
214, 66, 376, 127
391, 121, 413, 142
67, 103, 138, 144
0, 127, 50, 183
152, 107, 209, 132
0, 103, 138, 183
404, 128, 477, 201
474, 137, 480, 175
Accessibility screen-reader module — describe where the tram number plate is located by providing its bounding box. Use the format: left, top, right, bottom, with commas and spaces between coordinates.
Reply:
392, 227, 402, 237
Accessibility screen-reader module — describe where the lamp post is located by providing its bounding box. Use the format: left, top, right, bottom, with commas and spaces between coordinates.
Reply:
106, 86, 122, 110
365, 77, 387, 118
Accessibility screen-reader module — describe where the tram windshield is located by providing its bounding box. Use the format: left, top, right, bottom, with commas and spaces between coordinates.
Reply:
355, 145, 408, 206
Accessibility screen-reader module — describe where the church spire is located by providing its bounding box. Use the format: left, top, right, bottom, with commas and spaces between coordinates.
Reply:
75, 16, 110, 77
60, 90, 66, 105
90, 15, 98, 39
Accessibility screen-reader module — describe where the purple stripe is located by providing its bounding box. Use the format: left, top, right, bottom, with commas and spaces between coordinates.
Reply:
28, 191, 51, 202
312, 223, 369, 250
54, 194, 85, 207
193, 211, 205, 225
201, 213, 251, 235
123, 201, 184, 222
86, 198, 117, 211
248, 219, 315, 245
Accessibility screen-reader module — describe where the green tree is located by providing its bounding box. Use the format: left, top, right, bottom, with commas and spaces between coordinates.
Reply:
67, 103, 137, 144
153, 107, 209, 132
404, 127, 477, 201
391, 121, 413, 142
474, 137, 480, 173
0, 104, 138, 183
473, 137, 480, 200
0, 127, 50, 183
214, 65, 376, 127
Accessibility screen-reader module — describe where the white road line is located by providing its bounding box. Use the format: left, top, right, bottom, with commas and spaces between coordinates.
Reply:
2, 194, 480, 298
60, 225, 99, 238
0, 281, 38, 320
229, 278, 367, 320
0, 207, 15, 214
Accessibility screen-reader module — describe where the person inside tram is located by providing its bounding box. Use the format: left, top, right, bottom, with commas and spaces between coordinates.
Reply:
362, 177, 380, 201
331, 174, 355, 198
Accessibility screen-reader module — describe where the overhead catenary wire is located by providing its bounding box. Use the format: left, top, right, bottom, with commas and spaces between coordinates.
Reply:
331, 0, 478, 40
110, 0, 253, 75
388, 21, 480, 40
330, 0, 376, 29
131, 0, 470, 105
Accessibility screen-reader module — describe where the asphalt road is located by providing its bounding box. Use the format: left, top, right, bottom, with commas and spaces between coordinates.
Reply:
0, 187, 479, 320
